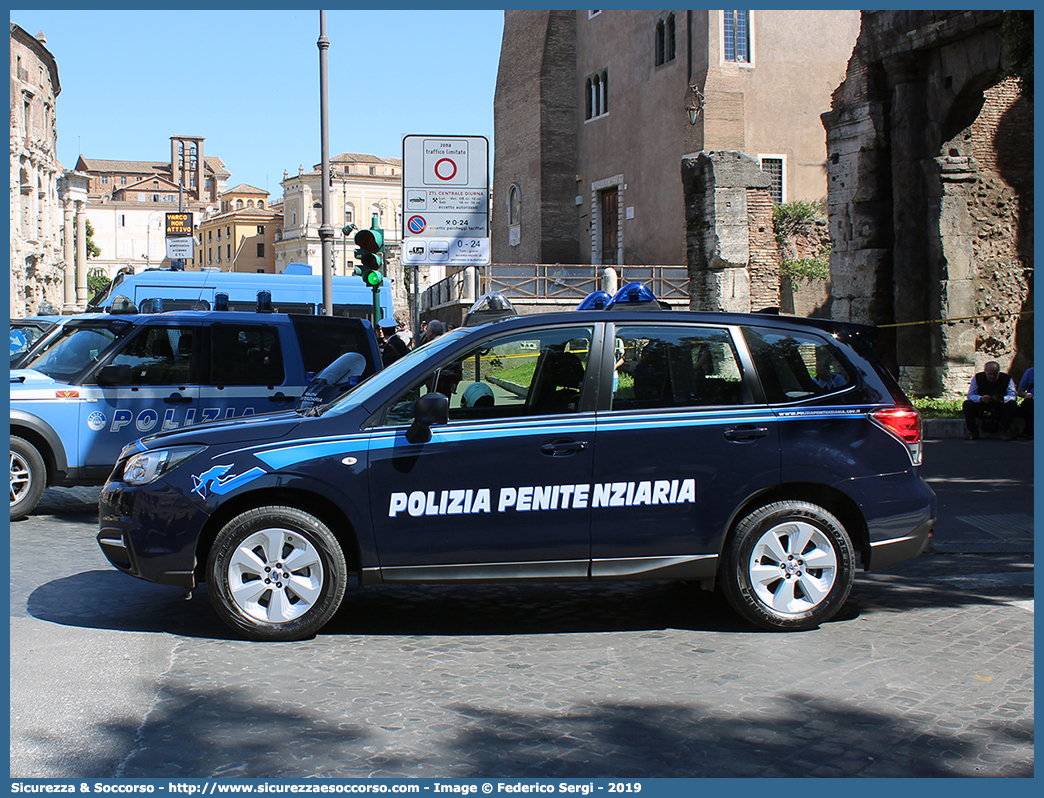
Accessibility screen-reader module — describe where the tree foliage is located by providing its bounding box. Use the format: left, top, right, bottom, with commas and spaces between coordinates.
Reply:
84, 219, 101, 260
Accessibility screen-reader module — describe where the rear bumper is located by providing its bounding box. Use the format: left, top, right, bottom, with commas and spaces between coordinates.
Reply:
866, 518, 934, 571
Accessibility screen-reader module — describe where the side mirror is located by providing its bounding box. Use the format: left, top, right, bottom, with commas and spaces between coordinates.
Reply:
95, 364, 133, 386
405, 392, 449, 444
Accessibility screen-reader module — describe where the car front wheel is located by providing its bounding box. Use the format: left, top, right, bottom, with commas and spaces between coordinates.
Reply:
11, 436, 46, 521
206, 506, 348, 641
722, 500, 854, 631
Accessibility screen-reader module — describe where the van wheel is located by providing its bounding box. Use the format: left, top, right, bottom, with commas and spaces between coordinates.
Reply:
10, 436, 46, 521
722, 501, 853, 631
206, 506, 348, 641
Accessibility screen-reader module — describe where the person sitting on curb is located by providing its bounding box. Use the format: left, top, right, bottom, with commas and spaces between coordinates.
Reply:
963, 360, 1017, 440
1017, 365, 1033, 439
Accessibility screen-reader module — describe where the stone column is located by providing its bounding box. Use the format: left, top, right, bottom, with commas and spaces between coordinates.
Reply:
885, 54, 934, 394
680, 151, 770, 313
930, 155, 979, 395
63, 199, 76, 312
75, 202, 88, 307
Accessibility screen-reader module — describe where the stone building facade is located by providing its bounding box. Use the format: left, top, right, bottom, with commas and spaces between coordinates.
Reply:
193, 186, 281, 273
275, 153, 412, 312
822, 11, 1033, 395
10, 23, 64, 317
492, 10, 860, 270
74, 137, 231, 279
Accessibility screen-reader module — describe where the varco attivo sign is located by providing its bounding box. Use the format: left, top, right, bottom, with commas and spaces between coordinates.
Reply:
401, 135, 490, 266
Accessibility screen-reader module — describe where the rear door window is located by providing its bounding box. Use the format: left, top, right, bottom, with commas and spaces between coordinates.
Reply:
741, 326, 856, 403
611, 325, 747, 409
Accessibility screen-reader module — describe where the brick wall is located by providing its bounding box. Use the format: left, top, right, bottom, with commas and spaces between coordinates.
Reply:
746, 188, 779, 311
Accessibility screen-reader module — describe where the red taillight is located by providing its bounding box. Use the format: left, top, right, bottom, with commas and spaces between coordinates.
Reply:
871, 408, 921, 442
870, 407, 922, 465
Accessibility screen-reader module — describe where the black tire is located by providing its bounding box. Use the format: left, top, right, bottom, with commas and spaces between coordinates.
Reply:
721, 500, 854, 631
10, 436, 46, 521
206, 506, 348, 641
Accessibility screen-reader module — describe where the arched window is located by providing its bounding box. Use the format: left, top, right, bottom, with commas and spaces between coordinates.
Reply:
247, 200, 254, 208
508, 185, 521, 226
258, 201, 264, 209
657, 15, 676, 64
236, 199, 244, 209
586, 71, 609, 119
508, 185, 521, 247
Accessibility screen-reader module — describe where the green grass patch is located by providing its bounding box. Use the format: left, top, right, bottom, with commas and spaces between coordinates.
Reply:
911, 397, 963, 419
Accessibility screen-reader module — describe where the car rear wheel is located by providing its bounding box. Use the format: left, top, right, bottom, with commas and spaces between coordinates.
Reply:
722, 501, 854, 631
206, 506, 348, 641
10, 436, 46, 521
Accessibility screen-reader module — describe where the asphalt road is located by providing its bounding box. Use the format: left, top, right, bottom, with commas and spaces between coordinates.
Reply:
9, 438, 1033, 778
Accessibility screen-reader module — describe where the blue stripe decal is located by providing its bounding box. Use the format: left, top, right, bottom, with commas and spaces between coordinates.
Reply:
255, 440, 368, 470
241, 407, 873, 469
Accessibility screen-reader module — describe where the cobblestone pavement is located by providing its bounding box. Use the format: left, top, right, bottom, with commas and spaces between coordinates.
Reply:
10, 440, 1033, 778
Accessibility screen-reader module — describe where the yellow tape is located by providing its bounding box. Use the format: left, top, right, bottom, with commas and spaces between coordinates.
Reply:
878, 310, 1033, 329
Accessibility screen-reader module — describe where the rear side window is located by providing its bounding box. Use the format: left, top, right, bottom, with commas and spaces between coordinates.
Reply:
210, 324, 284, 386
290, 316, 380, 377
742, 327, 855, 404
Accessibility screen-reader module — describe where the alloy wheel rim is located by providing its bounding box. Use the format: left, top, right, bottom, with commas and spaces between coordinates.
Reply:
227, 527, 325, 624
10, 452, 30, 504
748, 520, 838, 615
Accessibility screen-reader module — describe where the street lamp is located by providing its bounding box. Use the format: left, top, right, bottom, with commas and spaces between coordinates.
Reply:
686, 84, 705, 125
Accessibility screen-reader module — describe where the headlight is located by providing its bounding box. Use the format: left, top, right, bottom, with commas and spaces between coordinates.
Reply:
122, 446, 205, 486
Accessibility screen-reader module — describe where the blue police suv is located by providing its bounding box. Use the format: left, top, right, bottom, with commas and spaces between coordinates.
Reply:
98, 292, 935, 640
12, 310, 381, 520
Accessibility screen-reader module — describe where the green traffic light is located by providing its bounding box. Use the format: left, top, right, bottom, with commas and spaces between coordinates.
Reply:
365, 270, 383, 287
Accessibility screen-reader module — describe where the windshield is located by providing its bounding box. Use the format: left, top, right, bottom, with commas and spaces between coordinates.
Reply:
21, 324, 127, 381
317, 327, 469, 417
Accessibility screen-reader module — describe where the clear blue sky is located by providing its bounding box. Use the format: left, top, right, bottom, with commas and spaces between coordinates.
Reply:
10, 9, 504, 199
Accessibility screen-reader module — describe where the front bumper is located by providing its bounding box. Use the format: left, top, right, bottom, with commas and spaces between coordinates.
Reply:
98, 479, 210, 587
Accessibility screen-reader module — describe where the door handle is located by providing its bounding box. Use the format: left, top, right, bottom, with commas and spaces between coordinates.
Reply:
723, 425, 769, 442
540, 439, 588, 457
164, 393, 192, 404
269, 392, 292, 402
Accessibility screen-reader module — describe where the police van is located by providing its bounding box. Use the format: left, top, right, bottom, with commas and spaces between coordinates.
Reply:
10, 309, 382, 520
87, 263, 394, 320
96, 287, 936, 640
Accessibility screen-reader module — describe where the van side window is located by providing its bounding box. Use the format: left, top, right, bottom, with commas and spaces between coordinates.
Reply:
109, 326, 197, 385
611, 325, 745, 409
741, 327, 855, 403
209, 325, 285, 386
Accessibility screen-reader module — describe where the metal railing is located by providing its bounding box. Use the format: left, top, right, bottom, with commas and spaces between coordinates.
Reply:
422, 264, 692, 312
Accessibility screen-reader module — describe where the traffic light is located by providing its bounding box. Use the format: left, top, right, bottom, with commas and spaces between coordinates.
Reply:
353, 218, 384, 288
